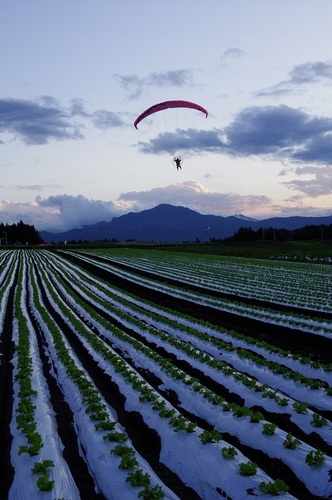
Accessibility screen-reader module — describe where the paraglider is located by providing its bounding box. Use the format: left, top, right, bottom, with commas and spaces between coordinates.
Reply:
173, 156, 182, 170
134, 100, 208, 170
134, 100, 208, 129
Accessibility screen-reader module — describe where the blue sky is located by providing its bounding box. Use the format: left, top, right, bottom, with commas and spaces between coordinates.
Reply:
1, 0, 332, 231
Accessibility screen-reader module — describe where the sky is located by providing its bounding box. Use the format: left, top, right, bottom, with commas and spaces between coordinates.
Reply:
1, 0, 332, 232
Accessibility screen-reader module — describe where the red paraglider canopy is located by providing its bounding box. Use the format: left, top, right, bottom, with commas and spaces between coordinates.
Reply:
134, 99, 208, 129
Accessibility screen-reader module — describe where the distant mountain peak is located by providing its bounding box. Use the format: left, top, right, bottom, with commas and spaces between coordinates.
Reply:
233, 214, 258, 221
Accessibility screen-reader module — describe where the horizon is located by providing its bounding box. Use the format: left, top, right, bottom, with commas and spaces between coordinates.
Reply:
1, 0, 332, 232
38, 203, 332, 236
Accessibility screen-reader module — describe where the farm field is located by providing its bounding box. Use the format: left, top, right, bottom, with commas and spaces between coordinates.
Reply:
0, 248, 331, 499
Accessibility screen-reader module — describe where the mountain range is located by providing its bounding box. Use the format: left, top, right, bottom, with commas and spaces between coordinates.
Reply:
40, 204, 332, 244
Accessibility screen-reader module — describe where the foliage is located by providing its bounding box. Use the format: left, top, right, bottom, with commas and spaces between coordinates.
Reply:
138, 485, 165, 499
169, 414, 196, 433
292, 401, 308, 414
259, 479, 289, 495
305, 449, 326, 467
103, 431, 127, 443
221, 447, 237, 459
36, 474, 55, 492
0, 220, 43, 245
283, 433, 301, 450
31, 460, 55, 492
126, 469, 150, 487
262, 423, 277, 435
311, 413, 328, 427
31, 460, 55, 474
250, 411, 264, 423
223, 224, 332, 243
200, 429, 222, 444
239, 461, 257, 476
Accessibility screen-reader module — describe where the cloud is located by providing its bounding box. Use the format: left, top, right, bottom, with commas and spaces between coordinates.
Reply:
0, 184, 272, 232
221, 48, 246, 61
256, 60, 332, 97
138, 128, 223, 155
0, 194, 127, 231
0, 97, 130, 145
69, 98, 90, 117
114, 75, 142, 99
119, 180, 271, 216
92, 110, 127, 129
0, 98, 84, 145
289, 61, 332, 84
137, 104, 332, 198
138, 104, 332, 165
222, 105, 332, 159
115, 69, 194, 99
0, 199, 54, 229
283, 165, 332, 196
15, 184, 62, 192
36, 194, 125, 230
147, 69, 194, 87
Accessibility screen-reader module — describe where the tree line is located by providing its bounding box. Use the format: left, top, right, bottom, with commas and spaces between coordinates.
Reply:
0, 221, 43, 246
223, 224, 332, 242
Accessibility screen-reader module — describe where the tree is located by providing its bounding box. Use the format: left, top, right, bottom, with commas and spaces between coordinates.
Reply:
0, 221, 43, 245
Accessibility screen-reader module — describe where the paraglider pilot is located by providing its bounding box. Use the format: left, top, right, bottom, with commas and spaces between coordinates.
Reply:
174, 157, 182, 170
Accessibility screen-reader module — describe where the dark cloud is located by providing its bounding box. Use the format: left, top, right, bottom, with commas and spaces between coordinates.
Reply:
138, 128, 224, 155
291, 133, 332, 164
256, 60, 332, 97
147, 69, 194, 87
138, 104, 332, 166
289, 61, 332, 84
0, 194, 126, 231
223, 105, 332, 159
0, 97, 129, 144
36, 194, 123, 230
115, 69, 194, 99
0, 97, 83, 145
92, 110, 127, 129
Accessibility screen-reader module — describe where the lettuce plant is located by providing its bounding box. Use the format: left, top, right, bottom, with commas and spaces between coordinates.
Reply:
311, 413, 327, 427
200, 429, 222, 444
259, 479, 289, 495
239, 461, 257, 476
283, 433, 301, 450
305, 449, 325, 467
221, 446, 237, 459
262, 423, 277, 435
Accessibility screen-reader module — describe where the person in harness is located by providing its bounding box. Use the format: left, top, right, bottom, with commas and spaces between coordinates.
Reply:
174, 156, 182, 170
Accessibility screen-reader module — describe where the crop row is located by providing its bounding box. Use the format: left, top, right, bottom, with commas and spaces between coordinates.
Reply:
30, 250, 294, 498
9, 252, 80, 498
84, 248, 332, 312
63, 250, 332, 337
29, 251, 178, 499
36, 249, 332, 497
42, 251, 332, 408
